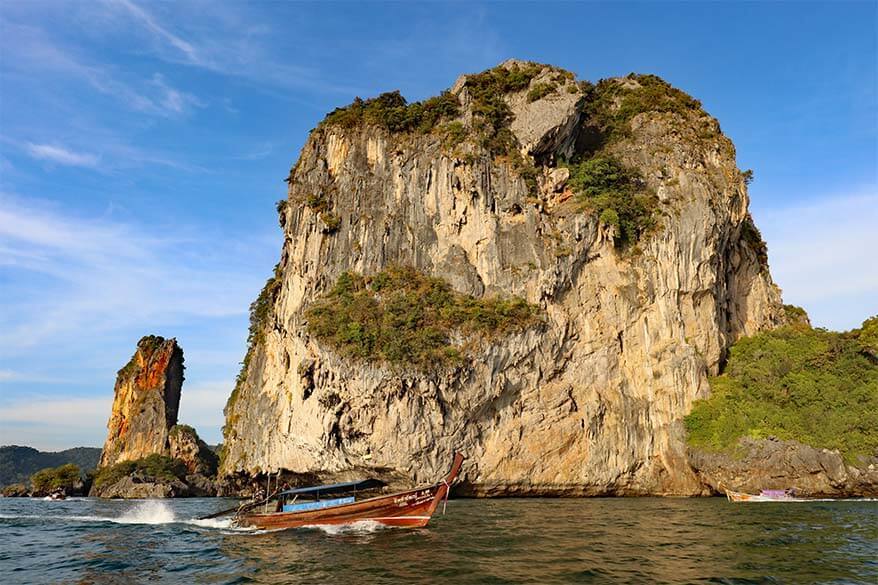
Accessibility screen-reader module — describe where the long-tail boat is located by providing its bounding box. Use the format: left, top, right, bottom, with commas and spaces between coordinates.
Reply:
726, 488, 801, 502
233, 452, 464, 530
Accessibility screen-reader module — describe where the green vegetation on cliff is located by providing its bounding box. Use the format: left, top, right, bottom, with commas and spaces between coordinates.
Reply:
463, 62, 543, 154
169, 424, 197, 437
322, 90, 460, 134
855, 316, 878, 357
31, 463, 81, 493
319, 62, 551, 189
1, 483, 27, 497
584, 73, 708, 140
527, 81, 558, 102
783, 304, 811, 327
740, 215, 769, 267
117, 335, 167, 378
224, 263, 283, 442
565, 155, 658, 248
93, 454, 186, 489
566, 74, 720, 248
685, 316, 878, 460
305, 266, 540, 367
317, 65, 726, 251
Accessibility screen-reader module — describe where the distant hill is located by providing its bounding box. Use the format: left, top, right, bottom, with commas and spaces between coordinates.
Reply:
0, 445, 102, 487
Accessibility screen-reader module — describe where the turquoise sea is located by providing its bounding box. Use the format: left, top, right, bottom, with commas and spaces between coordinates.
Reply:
1, 497, 876, 584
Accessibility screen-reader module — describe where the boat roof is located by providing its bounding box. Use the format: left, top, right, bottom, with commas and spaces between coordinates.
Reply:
278, 478, 383, 497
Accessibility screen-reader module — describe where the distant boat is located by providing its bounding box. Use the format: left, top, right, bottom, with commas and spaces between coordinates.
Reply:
726, 488, 800, 502
232, 453, 464, 530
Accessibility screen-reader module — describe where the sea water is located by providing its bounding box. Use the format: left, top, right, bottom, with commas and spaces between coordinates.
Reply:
0, 497, 876, 584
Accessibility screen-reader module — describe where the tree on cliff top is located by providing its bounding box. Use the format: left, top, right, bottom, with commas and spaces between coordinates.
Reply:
31, 463, 81, 493
685, 316, 878, 461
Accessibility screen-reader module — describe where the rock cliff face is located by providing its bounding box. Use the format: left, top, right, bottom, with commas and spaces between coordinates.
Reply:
92, 337, 220, 497
93, 475, 191, 499
168, 425, 220, 496
98, 336, 183, 468
689, 439, 878, 497
169, 425, 219, 477
221, 61, 785, 495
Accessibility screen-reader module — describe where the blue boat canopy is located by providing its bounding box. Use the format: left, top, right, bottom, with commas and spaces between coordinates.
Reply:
277, 478, 384, 497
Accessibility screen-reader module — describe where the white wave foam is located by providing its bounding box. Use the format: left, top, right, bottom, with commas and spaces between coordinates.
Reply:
305, 520, 388, 535
186, 517, 235, 530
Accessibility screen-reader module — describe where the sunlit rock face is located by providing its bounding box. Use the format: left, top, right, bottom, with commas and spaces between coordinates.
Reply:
98, 336, 184, 468
221, 61, 784, 495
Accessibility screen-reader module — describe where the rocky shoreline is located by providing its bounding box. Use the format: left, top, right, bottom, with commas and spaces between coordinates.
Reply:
5, 437, 877, 499
688, 438, 878, 498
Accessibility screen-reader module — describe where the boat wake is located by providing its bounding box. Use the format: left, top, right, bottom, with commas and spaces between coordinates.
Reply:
304, 520, 390, 535
0, 501, 258, 532
0, 501, 176, 525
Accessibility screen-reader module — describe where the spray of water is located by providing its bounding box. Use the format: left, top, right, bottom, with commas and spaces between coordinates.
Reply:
115, 500, 176, 524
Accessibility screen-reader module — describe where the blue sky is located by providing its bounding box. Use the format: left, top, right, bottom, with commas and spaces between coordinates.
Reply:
1, 1, 875, 450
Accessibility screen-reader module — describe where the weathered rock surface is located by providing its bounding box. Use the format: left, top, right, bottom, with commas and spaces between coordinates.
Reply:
92, 474, 191, 499
168, 425, 219, 495
92, 337, 217, 497
169, 425, 219, 477
689, 438, 878, 497
98, 336, 184, 468
222, 61, 786, 495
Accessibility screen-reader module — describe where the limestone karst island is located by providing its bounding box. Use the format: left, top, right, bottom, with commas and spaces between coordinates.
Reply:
6, 61, 875, 507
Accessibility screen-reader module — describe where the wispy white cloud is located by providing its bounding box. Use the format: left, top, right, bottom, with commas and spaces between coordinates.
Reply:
232, 142, 274, 161
0, 369, 70, 384
0, 378, 231, 449
0, 395, 110, 450
0, 396, 110, 426
152, 73, 205, 114
755, 190, 878, 330
0, 193, 275, 351
25, 143, 100, 167
112, 0, 201, 65
97, 0, 359, 96
2, 133, 205, 174
1, 22, 203, 117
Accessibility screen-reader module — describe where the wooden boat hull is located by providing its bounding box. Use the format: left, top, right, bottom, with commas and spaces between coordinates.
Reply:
726, 489, 801, 502
235, 453, 463, 531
